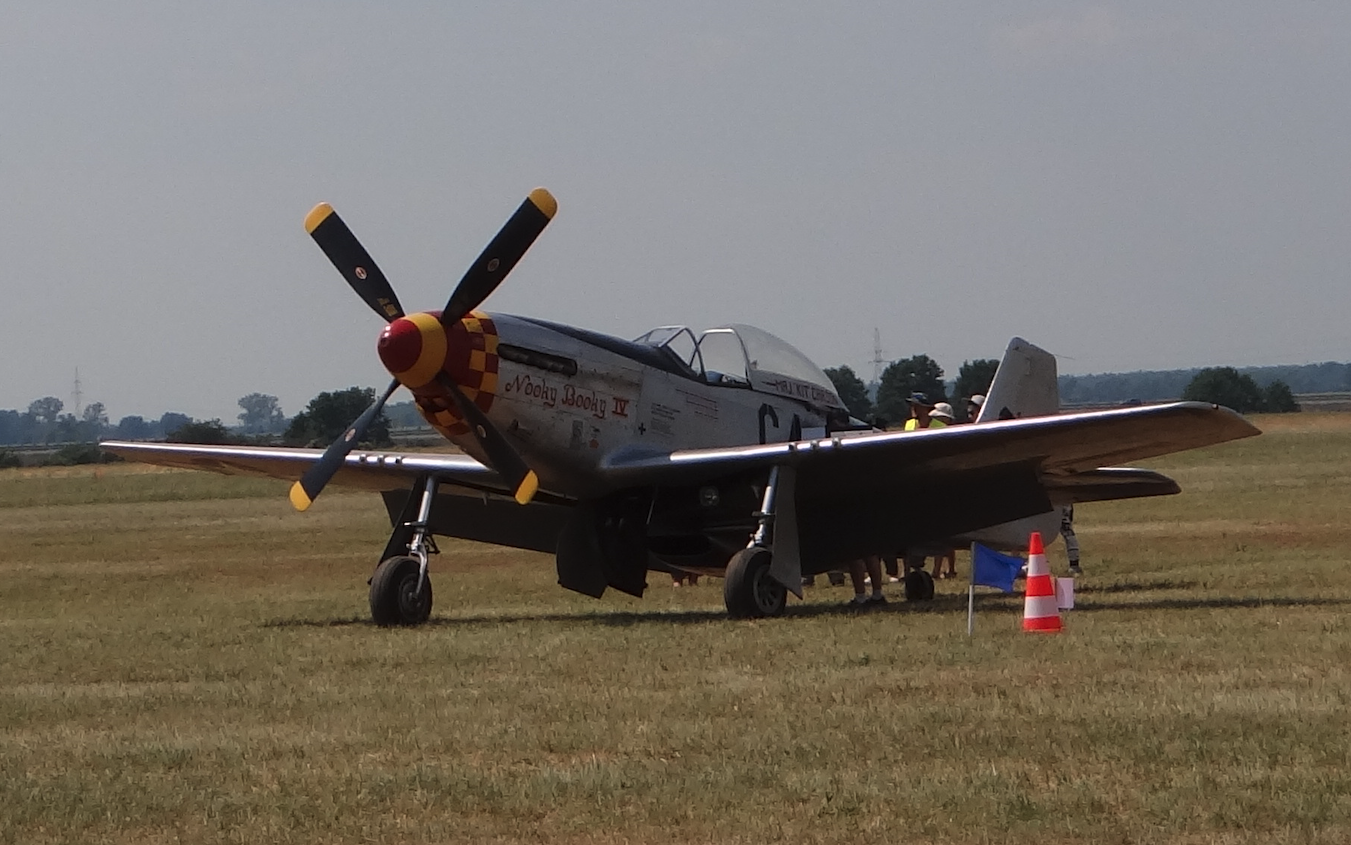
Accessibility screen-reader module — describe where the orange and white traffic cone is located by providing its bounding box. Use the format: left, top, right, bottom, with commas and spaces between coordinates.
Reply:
1022, 532, 1062, 633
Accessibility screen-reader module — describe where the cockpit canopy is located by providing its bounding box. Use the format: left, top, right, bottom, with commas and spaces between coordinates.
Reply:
633, 323, 845, 410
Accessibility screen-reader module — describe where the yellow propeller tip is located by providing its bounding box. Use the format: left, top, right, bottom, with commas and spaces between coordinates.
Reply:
304, 202, 335, 234
289, 482, 314, 511
527, 188, 557, 220
514, 471, 539, 505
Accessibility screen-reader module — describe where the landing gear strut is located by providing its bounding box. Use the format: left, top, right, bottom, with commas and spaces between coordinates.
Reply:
371, 475, 439, 626
724, 465, 794, 619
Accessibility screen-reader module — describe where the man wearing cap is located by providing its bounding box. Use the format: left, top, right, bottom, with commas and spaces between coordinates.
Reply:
903, 393, 948, 431
966, 394, 985, 423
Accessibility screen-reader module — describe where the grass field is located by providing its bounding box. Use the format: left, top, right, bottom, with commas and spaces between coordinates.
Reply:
4, 414, 1351, 844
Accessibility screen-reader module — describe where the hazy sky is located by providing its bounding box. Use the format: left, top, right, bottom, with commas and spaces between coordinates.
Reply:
4, 3, 1349, 423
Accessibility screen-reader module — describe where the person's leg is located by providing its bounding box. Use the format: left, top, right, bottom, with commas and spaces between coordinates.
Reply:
847, 559, 868, 604
866, 555, 886, 602
1063, 527, 1081, 574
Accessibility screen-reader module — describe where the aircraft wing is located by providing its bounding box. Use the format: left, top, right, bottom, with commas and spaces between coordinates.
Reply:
601, 402, 1259, 493
604, 401, 1257, 566
98, 441, 547, 501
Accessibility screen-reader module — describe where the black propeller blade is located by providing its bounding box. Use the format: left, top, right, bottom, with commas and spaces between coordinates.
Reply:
289, 379, 400, 511
298, 189, 555, 510
305, 203, 406, 322
441, 188, 556, 325
437, 374, 539, 505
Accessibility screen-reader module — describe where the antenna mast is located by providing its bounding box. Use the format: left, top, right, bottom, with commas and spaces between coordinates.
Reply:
871, 328, 886, 382
72, 367, 83, 416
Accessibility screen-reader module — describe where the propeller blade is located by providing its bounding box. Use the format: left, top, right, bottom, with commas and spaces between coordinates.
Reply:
438, 374, 539, 505
441, 188, 556, 325
289, 379, 400, 511
305, 203, 406, 322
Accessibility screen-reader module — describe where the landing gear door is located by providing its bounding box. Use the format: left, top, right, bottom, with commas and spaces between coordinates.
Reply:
764, 466, 803, 598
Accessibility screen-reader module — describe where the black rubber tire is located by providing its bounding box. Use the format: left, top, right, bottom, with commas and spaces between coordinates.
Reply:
903, 568, 935, 601
723, 547, 787, 619
369, 555, 433, 626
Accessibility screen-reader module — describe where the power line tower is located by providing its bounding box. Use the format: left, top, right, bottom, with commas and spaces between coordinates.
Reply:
870, 328, 887, 383
71, 367, 83, 417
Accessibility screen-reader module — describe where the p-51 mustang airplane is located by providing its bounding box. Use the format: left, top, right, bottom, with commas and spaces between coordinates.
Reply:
102, 188, 1259, 624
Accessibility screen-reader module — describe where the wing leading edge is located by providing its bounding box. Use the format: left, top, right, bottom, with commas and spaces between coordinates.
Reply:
99, 441, 534, 500
600, 401, 1259, 493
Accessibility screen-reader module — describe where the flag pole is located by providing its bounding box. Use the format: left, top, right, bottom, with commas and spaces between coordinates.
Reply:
967, 543, 976, 636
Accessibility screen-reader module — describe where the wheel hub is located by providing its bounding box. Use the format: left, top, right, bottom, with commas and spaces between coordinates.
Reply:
397, 573, 429, 619
752, 569, 786, 614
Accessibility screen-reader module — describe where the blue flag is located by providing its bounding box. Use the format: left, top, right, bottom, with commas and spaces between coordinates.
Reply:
970, 543, 1023, 593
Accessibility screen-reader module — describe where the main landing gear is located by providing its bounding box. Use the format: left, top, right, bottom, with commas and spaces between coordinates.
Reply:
723, 465, 795, 619
370, 475, 440, 626
724, 547, 787, 618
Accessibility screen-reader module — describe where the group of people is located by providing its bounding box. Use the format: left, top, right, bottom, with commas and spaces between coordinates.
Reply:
841, 391, 1081, 607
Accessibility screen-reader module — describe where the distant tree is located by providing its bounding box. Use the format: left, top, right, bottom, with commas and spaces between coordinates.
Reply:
953, 359, 1000, 419
28, 396, 63, 425
81, 402, 108, 427
0, 410, 22, 445
76, 401, 109, 441
53, 413, 81, 443
237, 393, 286, 434
168, 419, 233, 445
875, 355, 946, 425
1262, 380, 1300, 413
1182, 367, 1265, 413
159, 412, 192, 438
823, 365, 873, 420
116, 415, 153, 440
285, 387, 391, 447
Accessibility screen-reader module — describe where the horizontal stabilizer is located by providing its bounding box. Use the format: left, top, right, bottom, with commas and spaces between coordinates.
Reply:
1042, 467, 1181, 503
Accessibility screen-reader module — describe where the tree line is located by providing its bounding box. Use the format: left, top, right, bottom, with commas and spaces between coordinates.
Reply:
824, 358, 1306, 425
1060, 361, 1348, 405
0, 390, 430, 448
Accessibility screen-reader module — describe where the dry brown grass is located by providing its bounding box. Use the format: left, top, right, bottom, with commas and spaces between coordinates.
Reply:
3, 414, 1351, 843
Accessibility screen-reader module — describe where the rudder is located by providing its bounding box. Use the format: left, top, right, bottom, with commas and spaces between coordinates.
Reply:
976, 337, 1059, 422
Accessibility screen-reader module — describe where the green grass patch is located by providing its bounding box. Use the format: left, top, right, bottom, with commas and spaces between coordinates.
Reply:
3, 415, 1351, 843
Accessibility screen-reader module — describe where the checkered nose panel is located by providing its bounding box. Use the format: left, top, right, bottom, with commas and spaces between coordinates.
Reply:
411, 311, 499, 438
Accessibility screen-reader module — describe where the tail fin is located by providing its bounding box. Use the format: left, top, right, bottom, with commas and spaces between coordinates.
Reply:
976, 337, 1059, 422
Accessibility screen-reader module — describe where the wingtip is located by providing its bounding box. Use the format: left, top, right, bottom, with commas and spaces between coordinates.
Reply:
527, 188, 557, 220
289, 481, 314, 512
514, 471, 539, 505
304, 202, 335, 234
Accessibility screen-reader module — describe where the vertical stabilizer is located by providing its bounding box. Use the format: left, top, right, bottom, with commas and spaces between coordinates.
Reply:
976, 337, 1059, 422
